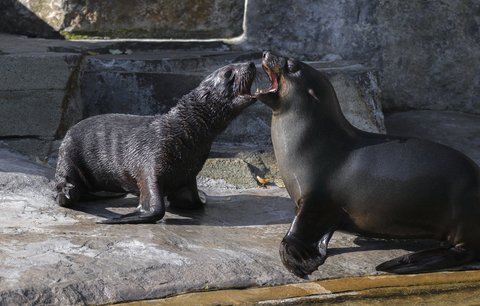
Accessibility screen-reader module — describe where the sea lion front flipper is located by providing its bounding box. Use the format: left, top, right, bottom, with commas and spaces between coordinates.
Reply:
167, 180, 207, 210
56, 182, 82, 207
376, 246, 476, 274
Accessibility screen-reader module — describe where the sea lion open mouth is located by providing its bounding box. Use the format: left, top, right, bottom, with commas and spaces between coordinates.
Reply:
255, 52, 285, 105
256, 63, 279, 95
235, 62, 257, 100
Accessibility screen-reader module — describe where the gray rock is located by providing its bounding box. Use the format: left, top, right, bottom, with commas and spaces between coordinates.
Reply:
80, 71, 204, 117
0, 90, 64, 137
242, 0, 379, 62
0, 34, 384, 166
242, 0, 480, 114
0, 53, 78, 91
1, 0, 245, 39
0, 138, 57, 163
377, 0, 480, 114
199, 158, 257, 188
318, 63, 385, 134
0, 0, 64, 39
0, 52, 82, 147
1, 1, 479, 115
0, 144, 53, 178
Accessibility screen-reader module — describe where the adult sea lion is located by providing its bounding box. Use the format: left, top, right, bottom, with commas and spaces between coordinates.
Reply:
55, 62, 257, 224
256, 51, 480, 277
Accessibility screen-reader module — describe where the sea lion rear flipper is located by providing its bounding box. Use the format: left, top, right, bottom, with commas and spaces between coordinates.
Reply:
98, 210, 164, 224
376, 247, 476, 274
99, 177, 166, 224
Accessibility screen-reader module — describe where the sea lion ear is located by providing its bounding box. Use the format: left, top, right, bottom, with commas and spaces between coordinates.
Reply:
308, 88, 320, 101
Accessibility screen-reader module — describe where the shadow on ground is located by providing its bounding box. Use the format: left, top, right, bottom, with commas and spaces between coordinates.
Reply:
71, 192, 294, 227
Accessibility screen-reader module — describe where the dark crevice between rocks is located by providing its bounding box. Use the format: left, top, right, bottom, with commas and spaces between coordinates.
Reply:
47, 41, 233, 55
0, 135, 46, 140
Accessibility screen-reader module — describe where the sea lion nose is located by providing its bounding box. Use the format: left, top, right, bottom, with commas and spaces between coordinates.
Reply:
249, 62, 256, 69
263, 51, 270, 59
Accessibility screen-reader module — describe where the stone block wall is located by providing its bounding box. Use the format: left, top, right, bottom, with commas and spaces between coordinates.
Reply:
0, 52, 82, 158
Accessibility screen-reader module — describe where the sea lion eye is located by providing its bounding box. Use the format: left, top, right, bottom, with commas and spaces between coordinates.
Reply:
287, 60, 299, 73
224, 70, 233, 79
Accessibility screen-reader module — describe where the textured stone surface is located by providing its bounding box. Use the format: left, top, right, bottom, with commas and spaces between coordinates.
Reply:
0, 90, 64, 137
0, 0, 244, 39
316, 62, 385, 134
0, 54, 78, 91
243, 0, 379, 61
0, 51, 82, 160
4, 146, 477, 305
243, 0, 480, 114
0, 0, 63, 38
377, 1, 480, 114
80, 71, 204, 117
199, 158, 258, 188
1, 1, 478, 115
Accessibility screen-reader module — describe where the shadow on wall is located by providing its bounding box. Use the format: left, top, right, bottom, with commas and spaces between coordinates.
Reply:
0, 0, 63, 39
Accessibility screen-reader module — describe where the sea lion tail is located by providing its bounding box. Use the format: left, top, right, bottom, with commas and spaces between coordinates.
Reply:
376, 246, 476, 274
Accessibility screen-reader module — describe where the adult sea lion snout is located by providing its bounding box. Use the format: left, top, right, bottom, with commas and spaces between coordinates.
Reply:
255, 51, 286, 106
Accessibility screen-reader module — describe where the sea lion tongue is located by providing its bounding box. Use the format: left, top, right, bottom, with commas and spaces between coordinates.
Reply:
255, 64, 279, 96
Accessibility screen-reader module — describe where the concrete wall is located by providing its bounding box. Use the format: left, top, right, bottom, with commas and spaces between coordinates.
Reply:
377, 1, 480, 114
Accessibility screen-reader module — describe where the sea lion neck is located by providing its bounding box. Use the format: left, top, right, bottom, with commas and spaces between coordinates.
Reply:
161, 91, 226, 139
271, 87, 358, 141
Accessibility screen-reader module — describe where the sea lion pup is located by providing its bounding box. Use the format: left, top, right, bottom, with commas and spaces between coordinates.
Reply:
256, 51, 480, 276
55, 62, 257, 224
